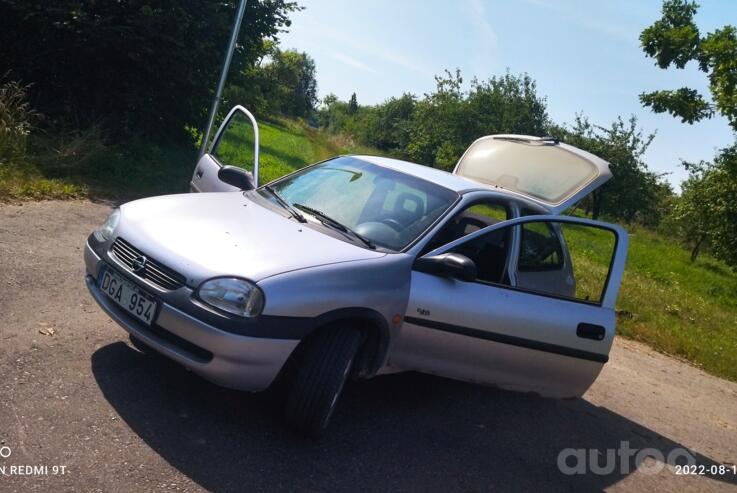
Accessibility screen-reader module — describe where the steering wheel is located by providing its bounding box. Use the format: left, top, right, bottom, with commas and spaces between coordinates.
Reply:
380, 218, 404, 231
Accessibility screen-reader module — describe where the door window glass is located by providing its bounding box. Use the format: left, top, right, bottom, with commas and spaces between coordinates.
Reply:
514, 221, 616, 303
212, 111, 256, 174
556, 223, 617, 303
518, 222, 563, 271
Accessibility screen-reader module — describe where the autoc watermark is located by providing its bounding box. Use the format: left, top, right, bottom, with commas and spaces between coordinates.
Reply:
557, 441, 700, 475
0, 444, 69, 477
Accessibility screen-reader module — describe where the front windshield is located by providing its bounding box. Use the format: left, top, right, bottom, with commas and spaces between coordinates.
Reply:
262, 157, 458, 251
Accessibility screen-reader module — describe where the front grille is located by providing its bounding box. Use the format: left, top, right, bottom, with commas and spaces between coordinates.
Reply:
111, 238, 186, 290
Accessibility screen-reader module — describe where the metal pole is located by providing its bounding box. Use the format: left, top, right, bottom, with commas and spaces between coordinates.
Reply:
199, 0, 248, 157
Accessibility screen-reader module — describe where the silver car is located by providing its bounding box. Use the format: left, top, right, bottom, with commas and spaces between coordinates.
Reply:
84, 106, 628, 436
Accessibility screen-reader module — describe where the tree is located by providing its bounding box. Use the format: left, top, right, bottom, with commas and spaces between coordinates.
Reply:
359, 93, 416, 154
0, 0, 300, 141
641, 1, 737, 266
315, 93, 354, 134
640, 0, 737, 131
227, 46, 317, 119
406, 70, 549, 169
406, 69, 468, 168
258, 47, 318, 117
550, 115, 669, 223
348, 93, 358, 115
673, 145, 737, 264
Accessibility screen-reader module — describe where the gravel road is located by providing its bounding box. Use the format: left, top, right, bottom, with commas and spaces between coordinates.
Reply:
1, 200, 736, 492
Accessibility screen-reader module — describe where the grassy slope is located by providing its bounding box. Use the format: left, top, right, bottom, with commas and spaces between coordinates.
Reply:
564, 223, 737, 380
2, 118, 736, 380
615, 226, 737, 379
0, 118, 375, 202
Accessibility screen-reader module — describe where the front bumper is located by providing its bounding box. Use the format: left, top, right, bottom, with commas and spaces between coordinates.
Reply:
84, 242, 298, 391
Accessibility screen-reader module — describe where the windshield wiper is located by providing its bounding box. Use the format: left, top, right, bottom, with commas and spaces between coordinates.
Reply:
293, 203, 376, 249
263, 185, 306, 223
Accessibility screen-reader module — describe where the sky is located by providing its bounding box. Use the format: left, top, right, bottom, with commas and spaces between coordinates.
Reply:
277, 0, 736, 190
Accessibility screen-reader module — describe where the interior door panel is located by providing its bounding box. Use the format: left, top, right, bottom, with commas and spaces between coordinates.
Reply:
190, 105, 260, 193
190, 154, 239, 193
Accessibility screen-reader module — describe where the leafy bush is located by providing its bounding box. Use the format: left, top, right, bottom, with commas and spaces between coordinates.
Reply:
672, 144, 737, 267
0, 75, 37, 163
317, 70, 550, 169
224, 44, 318, 119
550, 115, 672, 224
0, 0, 299, 142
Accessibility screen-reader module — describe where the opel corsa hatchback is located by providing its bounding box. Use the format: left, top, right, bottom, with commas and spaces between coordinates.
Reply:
84, 106, 628, 436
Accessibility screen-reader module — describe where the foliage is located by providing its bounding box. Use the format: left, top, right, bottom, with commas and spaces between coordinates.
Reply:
317, 70, 549, 170
348, 93, 358, 115
318, 70, 671, 225
551, 115, 670, 224
406, 70, 550, 170
0, 75, 37, 163
0, 117, 377, 202
671, 144, 737, 265
357, 93, 416, 155
569, 219, 737, 381
640, 0, 737, 131
223, 41, 317, 120
230, 51, 315, 119
0, 0, 300, 141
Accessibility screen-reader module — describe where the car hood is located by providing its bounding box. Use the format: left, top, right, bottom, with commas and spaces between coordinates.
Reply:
115, 192, 386, 285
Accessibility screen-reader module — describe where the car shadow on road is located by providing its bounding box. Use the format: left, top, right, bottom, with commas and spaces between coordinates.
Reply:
91, 342, 736, 492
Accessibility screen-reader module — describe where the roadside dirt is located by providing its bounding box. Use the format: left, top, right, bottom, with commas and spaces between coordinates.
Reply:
1, 200, 736, 492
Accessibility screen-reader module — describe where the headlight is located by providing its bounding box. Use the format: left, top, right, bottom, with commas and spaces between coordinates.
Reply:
94, 208, 120, 242
197, 277, 264, 318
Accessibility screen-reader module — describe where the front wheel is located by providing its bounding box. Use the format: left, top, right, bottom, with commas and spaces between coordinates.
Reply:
284, 327, 362, 437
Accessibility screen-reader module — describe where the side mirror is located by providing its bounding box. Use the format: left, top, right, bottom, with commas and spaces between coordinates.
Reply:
218, 165, 255, 190
414, 253, 477, 282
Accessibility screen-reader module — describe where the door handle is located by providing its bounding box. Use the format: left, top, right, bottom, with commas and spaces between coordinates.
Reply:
196, 168, 204, 178
577, 323, 605, 340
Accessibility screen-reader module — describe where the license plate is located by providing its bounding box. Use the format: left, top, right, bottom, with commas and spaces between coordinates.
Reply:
99, 267, 157, 325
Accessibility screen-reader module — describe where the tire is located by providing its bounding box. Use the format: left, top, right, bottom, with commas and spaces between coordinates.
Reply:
284, 327, 362, 438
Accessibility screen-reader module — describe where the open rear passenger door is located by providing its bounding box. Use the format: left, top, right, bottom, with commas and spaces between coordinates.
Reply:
190, 105, 260, 193
453, 135, 612, 214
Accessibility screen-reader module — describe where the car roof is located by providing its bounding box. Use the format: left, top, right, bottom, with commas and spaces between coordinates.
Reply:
350, 155, 485, 193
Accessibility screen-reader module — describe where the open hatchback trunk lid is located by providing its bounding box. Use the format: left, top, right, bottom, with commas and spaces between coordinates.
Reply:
453, 135, 612, 214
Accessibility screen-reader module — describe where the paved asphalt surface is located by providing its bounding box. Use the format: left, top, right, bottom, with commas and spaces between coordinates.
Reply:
1, 200, 736, 492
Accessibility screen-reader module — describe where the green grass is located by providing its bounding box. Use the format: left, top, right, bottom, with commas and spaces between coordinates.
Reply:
212, 117, 378, 185
0, 118, 378, 202
611, 226, 737, 380
2, 117, 736, 381
561, 220, 737, 380
0, 162, 87, 200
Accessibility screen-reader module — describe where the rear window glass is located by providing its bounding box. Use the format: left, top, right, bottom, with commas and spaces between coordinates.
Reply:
455, 138, 598, 204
